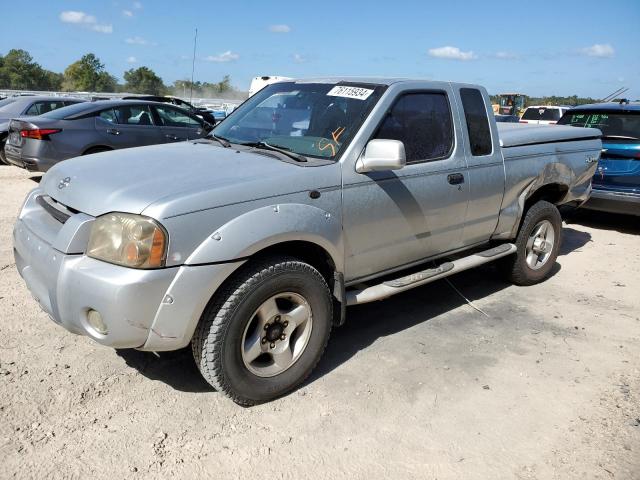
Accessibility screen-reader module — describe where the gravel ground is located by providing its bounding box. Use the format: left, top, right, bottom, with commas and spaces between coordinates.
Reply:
1, 164, 639, 480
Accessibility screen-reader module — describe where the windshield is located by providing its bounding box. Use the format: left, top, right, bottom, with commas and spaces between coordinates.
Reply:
522, 107, 561, 121
558, 110, 640, 141
41, 101, 91, 120
213, 81, 385, 160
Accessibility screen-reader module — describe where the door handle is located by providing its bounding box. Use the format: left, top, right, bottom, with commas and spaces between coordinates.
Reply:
165, 134, 179, 141
106, 128, 120, 135
447, 173, 465, 185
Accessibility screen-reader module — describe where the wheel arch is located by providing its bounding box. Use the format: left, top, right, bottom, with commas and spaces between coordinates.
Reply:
82, 145, 113, 155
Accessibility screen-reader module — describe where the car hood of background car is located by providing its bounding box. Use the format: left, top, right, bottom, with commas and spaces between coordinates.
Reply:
41, 141, 340, 218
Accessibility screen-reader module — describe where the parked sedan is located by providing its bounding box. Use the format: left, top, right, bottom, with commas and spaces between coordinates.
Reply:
4, 100, 213, 172
558, 101, 640, 216
0, 95, 84, 164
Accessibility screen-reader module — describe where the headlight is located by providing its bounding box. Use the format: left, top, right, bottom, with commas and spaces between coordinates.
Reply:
87, 213, 167, 268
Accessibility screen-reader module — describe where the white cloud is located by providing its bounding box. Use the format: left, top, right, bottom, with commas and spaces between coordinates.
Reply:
59, 11, 112, 34
494, 51, 518, 60
133, 1, 143, 9
205, 51, 239, 62
269, 24, 291, 33
292, 53, 306, 63
580, 43, 614, 58
91, 24, 113, 33
125, 36, 154, 45
428, 46, 476, 61
123, 10, 134, 17
126, 56, 137, 64
60, 11, 96, 24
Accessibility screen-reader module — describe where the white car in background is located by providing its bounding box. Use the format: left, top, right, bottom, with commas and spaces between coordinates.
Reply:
520, 106, 571, 125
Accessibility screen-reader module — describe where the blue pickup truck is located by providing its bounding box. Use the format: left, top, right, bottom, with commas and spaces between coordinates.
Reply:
559, 101, 640, 216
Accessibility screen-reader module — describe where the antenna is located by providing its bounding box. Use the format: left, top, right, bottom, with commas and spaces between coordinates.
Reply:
189, 28, 198, 104
601, 87, 627, 103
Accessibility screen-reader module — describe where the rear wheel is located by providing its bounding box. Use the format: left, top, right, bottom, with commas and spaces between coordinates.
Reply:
0, 138, 8, 165
502, 200, 562, 286
192, 256, 332, 406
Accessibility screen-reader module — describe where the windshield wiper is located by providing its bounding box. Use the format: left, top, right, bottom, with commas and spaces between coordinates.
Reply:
206, 133, 232, 148
241, 141, 307, 162
601, 135, 639, 141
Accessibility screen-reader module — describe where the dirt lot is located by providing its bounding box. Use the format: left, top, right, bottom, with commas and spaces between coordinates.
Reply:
0, 164, 639, 480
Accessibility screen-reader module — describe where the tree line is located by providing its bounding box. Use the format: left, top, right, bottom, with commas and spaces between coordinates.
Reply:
0, 49, 244, 99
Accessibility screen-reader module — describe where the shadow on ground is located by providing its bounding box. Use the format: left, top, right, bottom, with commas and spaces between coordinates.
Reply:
117, 260, 561, 394
116, 347, 213, 393
563, 208, 639, 235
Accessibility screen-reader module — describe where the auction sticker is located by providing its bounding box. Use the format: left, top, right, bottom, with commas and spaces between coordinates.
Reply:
327, 86, 374, 100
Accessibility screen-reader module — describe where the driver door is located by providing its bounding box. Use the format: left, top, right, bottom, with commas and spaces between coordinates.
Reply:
341, 90, 469, 282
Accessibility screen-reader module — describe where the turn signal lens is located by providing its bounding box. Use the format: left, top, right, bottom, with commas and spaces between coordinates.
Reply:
87, 213, 167, 268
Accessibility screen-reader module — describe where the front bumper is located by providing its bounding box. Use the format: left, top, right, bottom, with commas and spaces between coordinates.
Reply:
13, 217, 245, 351
581, 188, 640, 216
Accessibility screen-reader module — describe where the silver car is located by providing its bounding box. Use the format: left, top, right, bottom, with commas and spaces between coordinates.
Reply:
0, 95, 85, 164
4, 99, 213, 171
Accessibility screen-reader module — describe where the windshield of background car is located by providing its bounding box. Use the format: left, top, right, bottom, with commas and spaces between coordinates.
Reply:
558, 110, 640, 142
213, 82, 385, 160
522, 107, 562, 121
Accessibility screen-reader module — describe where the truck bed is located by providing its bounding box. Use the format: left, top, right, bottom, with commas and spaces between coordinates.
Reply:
497, 123, 601, 148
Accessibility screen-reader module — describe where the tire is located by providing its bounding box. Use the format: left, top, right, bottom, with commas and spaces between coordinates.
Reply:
0, 139, 8, 165
192, 256, 333, 406
502, 200, 562, 286
83, 146, 112, 156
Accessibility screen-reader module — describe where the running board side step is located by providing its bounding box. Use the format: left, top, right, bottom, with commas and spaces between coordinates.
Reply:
346, 243, 516, 306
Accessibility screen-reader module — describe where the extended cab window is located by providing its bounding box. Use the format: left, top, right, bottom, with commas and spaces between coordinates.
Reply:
460, 88, 492, 156
374, 92, 453, 163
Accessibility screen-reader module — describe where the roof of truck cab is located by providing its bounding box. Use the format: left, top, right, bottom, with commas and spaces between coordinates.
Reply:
292, 77, 422, 86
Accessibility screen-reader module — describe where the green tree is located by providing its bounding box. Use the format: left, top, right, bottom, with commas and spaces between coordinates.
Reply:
62, 53, 116, 92
123, 66, 166, 95
0, 49, 62, 90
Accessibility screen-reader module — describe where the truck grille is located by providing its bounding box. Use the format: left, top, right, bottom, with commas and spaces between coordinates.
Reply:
35, 195, 76, 224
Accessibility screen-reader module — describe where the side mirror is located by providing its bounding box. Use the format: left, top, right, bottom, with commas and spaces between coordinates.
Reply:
356, 139, 406, 173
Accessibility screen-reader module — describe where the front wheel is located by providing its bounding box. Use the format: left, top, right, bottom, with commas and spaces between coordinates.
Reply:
192, 256, 333, 405
502, 200, 562, 286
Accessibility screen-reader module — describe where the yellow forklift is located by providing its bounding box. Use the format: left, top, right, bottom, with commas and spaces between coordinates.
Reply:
492, 93, 527, 116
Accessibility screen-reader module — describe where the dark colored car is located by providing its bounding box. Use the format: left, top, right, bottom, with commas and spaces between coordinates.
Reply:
558, 101, 640, 216
494, 114, 520, 123
122, 95, 221, 124
4, 99, 213, 172
0, 96, 85, 164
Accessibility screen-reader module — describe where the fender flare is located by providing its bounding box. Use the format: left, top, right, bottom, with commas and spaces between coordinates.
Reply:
509, 162, 573, 237
185, 203, 344, 272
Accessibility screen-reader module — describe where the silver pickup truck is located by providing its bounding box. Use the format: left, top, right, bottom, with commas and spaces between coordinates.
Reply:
13, 78, 601, 405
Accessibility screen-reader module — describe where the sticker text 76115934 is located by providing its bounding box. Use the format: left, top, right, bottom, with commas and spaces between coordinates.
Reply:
327, 86, 374, 101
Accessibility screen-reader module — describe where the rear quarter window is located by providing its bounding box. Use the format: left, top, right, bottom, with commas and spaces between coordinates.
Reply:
460, 88, 492, 156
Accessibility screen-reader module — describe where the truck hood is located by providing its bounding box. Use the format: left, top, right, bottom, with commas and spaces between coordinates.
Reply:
42, 141, 338, 218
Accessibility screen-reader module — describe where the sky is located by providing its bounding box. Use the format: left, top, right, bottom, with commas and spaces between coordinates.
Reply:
1, 0, 639, 98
